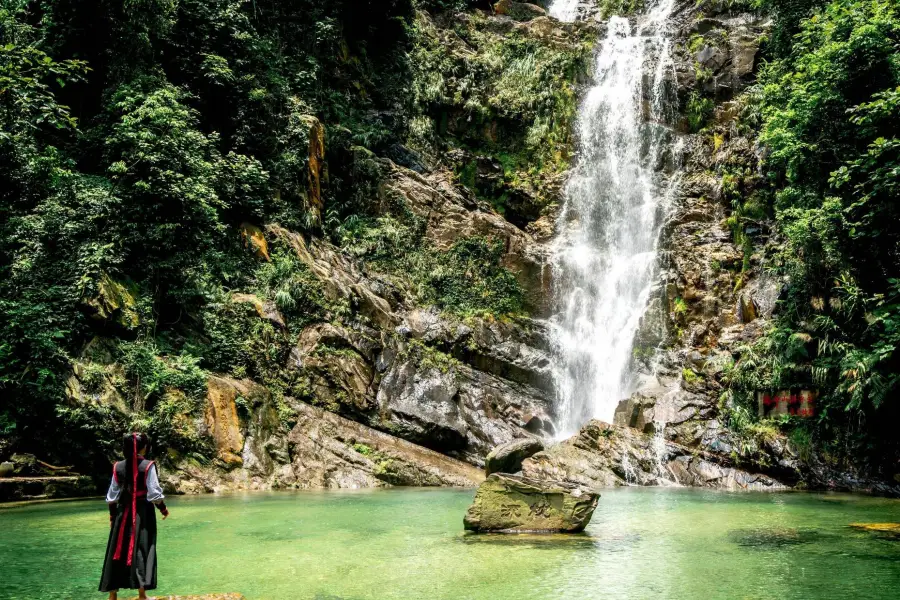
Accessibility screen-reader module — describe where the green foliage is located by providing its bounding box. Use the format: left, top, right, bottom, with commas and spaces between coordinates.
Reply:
686, 92, 714, 132
682, 368, 699, 384
407, 339, 461, 374
409, 10, 590, 217
0, 0, 418, 468
723, 400, 782, 464
254, 246, 332, 321
414, 0, 480, 12
752, 0, 826, 56
597, 0, 645, 19
104, 79, 269, 300
732, 0, 900, 469
421, 237, 524, 317
340, 211, 524, 318
148, 385, 211, 456
118, 339, 207, 407
0, 26, 87, 136
352, 442, 373, 455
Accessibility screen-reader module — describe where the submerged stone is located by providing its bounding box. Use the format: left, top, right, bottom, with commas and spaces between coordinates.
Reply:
463, 473, 599, 533
729, 527, 819, 548
484, 438, 545, 475
850, 523, 900, 539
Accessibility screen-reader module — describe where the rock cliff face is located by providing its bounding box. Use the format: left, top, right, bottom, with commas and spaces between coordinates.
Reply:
522, 420, 788, 492
55, 2, 774, 496
157, 133, 565, 493
48, 1, 897, 498
261, 171, 558, 467
165, 376, 482, 493
51, 3, 585, 496
550, 0, 832, 492
555, 0, 898, 496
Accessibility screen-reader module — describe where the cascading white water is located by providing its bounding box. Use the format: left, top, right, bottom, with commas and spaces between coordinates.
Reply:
549, 0, 677, 435
548, 0, 581, 21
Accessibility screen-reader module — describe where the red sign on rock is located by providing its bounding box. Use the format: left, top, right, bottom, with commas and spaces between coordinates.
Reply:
757, 390, 816, 418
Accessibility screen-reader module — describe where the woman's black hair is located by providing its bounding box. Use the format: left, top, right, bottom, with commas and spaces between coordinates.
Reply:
121, 432, 150, 492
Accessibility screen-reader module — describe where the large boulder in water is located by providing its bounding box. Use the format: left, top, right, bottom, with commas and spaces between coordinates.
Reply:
485, 438, 545, 475
463, 473, 599, 533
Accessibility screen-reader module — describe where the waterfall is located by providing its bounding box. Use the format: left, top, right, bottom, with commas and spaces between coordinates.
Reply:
621, 451, 638, 485
548, 0, 581, 21
549, 0, 677, 435
651, 421, 671, 482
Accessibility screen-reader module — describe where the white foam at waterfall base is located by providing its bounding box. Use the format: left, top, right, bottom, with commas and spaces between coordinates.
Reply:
621, 451, 638, 485
651, 421, 675, 484
548, 0, 677, 436
548, 0, 581, 22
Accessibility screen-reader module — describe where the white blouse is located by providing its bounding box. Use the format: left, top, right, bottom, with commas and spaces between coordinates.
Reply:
105, 463, 166, 504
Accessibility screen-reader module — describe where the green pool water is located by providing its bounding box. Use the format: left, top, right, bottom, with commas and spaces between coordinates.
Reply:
2, 487, 899, 600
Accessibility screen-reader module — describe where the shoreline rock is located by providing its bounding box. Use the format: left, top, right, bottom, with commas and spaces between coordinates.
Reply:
0, 476, 96, 503
522, 420, 790, 492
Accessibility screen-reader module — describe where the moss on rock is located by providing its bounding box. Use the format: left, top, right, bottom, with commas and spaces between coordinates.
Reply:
463, 473, 599, 533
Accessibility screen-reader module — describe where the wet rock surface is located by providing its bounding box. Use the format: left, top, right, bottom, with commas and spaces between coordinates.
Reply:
522, 420, 788, 492
485, 438, 545, 475
164, 394, 482, 493
284, 402, 483, 489
463, 473, 599, 533
154, 149, 559, 493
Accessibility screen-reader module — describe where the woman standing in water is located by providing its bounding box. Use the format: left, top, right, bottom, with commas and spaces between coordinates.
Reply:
100, 432, 170, 600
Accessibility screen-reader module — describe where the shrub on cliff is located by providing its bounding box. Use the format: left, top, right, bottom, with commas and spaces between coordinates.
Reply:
732, 0, 900, 470
0, 0, 418, 466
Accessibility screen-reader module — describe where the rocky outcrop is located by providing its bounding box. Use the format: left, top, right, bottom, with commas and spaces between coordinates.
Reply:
64, 337, 130, 411
374, 347, 553, 465
494, 1, 547, 21
0, 476, 96, 502
284, 401, 482, 489
484, 438, 545, 475
300, 114, 326, 216
80, 272, 140, 329
670, 2, 770, 105
382, 165, 552, 315
239, 223, 270, 261
165, 388, 482, 493
522, 420, 789, 491
266, 201, 558, 466
203, 376, 250, 467
463, 472, 599, 533
138, 151, 560, 494
278, 311, 555, 466
230, 293, 286, 329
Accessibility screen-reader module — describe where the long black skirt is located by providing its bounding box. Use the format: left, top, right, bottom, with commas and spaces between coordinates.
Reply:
99, 500, 158, 592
